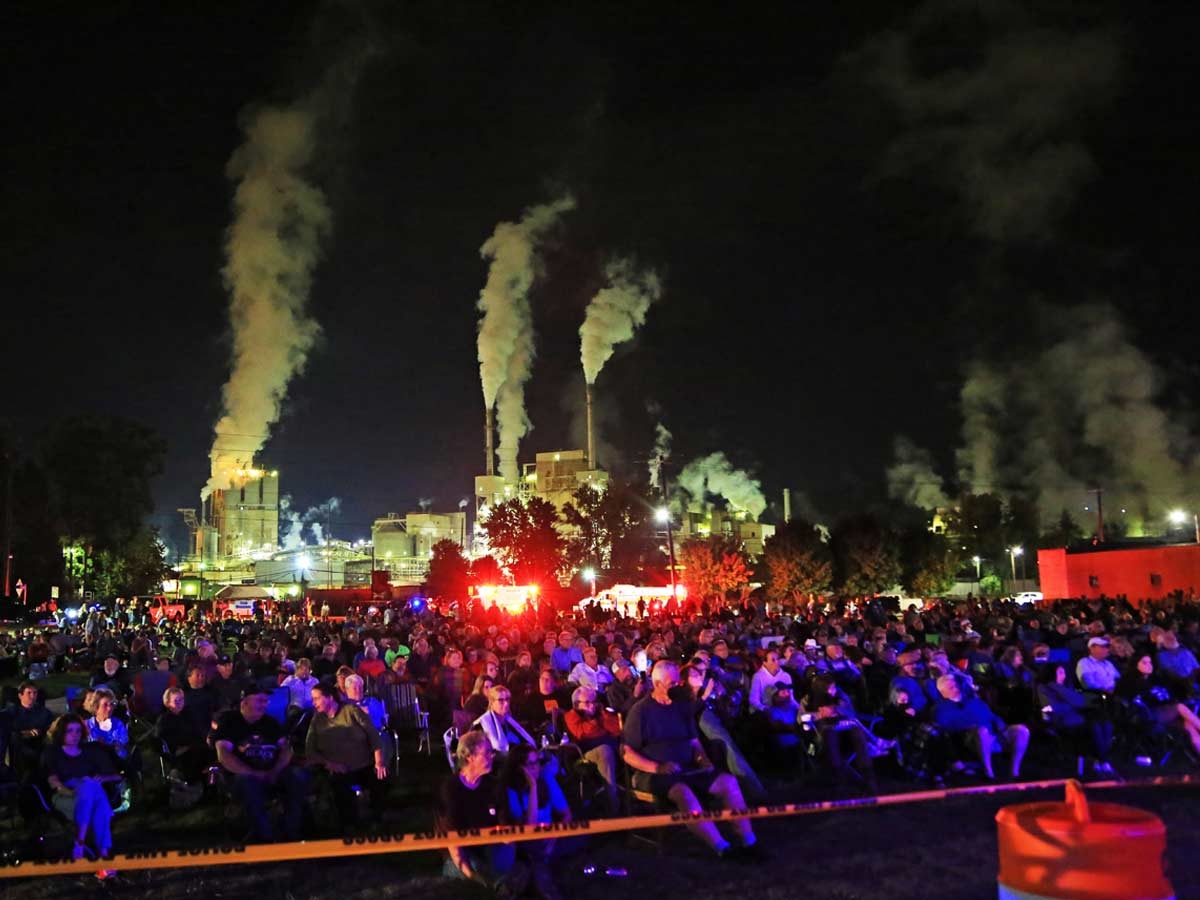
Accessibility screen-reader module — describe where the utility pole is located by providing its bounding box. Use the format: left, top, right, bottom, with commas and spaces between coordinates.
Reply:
658, 456, 678, 603
1089, 487, 1104, 543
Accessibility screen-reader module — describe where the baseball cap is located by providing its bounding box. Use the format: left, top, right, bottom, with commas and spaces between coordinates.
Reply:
1088, 636, 1110, 647
395, 645, 411, 658
217, 654, 232, 664
804, 638, 818, 649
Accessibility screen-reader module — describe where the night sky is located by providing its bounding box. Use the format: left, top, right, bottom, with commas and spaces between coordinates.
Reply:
7, 1, 1200, 556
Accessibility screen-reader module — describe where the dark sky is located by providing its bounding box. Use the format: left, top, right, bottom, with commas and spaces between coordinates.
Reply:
6, 1, 1200, 556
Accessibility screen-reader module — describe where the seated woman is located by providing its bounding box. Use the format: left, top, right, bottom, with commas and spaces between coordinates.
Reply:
1119, 654, 1200, 757
681, 661, 765, 800
1038, 663, 1114, 774
85, 687, 135, 812
804, 675, 878, 793
464, 674, 496, 721
440, 731, 531, 894
474, 685, 543, 770
498, 745, 568, 899
156, 686, 214, 783
993, 646, 1037, 725
877, 686, 951, 785
43, 714, 121, 859
306, 683, 388, 829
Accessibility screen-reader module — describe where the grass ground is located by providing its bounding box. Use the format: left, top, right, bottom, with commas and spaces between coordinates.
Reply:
3, 744, 1199, 900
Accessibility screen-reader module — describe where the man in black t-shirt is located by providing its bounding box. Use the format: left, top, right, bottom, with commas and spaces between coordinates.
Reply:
214, 687, 309, 842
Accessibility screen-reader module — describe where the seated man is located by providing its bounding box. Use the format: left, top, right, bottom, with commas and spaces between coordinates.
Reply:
563, 685, 620, 814
621, 660, 763, 860
213, 686, 310, 843
567, 646, 614, 694
805, 677, 878, 794
9, 681, 54, 779
933, 674, 1029, 780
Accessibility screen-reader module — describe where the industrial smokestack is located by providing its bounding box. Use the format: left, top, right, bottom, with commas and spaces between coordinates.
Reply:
485, 406, 495, 477
783, 488, 791, 524
586, 382, 596, 469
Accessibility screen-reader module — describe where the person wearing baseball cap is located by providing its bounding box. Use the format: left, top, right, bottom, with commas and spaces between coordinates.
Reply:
1077, 636, 1119, 692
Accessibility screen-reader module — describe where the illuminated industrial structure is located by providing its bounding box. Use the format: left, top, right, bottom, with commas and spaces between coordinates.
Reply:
181, 466, 280, 565
675, 506, 775, 558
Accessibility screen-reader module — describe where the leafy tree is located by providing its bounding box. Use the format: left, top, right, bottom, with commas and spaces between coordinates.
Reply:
470, 554, 503, 585
899, 526, 959, 597
425, 539, 470, 599
479, 497, 565, 586
762, 519, 832, 606
979, 572, 1004, 598
42, 416, 165, 552
4, 416, 165, 602
679, 537, 752, 607
945, 493, 1006, 562
561, 478, 655, 582
830, 514, 901, 596
95, 527, 168, 597
1040, 510, 1084, 549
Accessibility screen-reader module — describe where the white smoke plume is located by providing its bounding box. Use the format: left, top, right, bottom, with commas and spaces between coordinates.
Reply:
418, 498, 432, 512
204, 100, 331, 498
853, 0, 1121, 244
946, 305, 1199, 528
280, 496, 305, 551
580, 257, 662, 384
678, 452, 768, 520
476, 195, 575, 483
887, 437, 950, 509
648, 423, 672, 489
458, 497, 470, 510
956, 361, 1007, 493
280, 495, 342, 549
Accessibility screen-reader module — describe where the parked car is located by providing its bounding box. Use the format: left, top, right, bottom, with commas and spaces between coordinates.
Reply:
1013, 591, 1043, 604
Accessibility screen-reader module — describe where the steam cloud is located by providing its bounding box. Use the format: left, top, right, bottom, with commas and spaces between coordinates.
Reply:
886, 436, 949, 509
477, 195, 575, 482
280, 496, 342, 550
855, 0, 1121, 243
203, 100, 331, 499
944, 305, 1198, 528
580, 257, 662, 384
648, 423, 672, 489
678, 452, 767, 520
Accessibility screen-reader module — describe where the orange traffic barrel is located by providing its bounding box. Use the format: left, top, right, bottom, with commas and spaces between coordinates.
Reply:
996, 780, 1173, 900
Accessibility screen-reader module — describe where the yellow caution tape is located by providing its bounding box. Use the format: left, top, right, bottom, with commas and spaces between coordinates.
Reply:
2, 774, 1196, 879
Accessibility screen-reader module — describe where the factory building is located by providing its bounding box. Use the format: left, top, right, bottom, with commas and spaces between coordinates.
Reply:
676, 507, 775, 558
183, 467, 280, 565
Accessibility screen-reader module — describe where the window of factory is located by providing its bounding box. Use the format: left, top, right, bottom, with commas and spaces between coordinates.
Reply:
1150, 573, 1163, 588
1088, 575, 1100, 589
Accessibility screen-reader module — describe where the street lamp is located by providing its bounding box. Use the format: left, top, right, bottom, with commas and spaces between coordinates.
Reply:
656, 507, 678, 603
197, 562, 205, 602
1009, 546, 1023, 585
1168, 509, 1200, 544
582, 567, 597, 598
971, 556, 981, 594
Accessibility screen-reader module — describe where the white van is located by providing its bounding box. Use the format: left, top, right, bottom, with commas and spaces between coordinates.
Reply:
1014, 591, 1043, 604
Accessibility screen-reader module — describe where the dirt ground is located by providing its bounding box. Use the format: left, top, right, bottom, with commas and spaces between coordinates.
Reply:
4, 766, 1198, 900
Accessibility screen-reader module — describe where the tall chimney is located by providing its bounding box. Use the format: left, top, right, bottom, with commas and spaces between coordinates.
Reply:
485, 406, 495, 477
585, 382, 596, 469
783, 488, 791, 524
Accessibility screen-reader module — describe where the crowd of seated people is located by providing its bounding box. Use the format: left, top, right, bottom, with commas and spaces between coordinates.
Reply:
7, 588, 1200, 886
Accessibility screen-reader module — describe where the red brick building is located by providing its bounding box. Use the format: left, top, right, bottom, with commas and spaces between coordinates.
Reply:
1038, 542, 1200, 601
